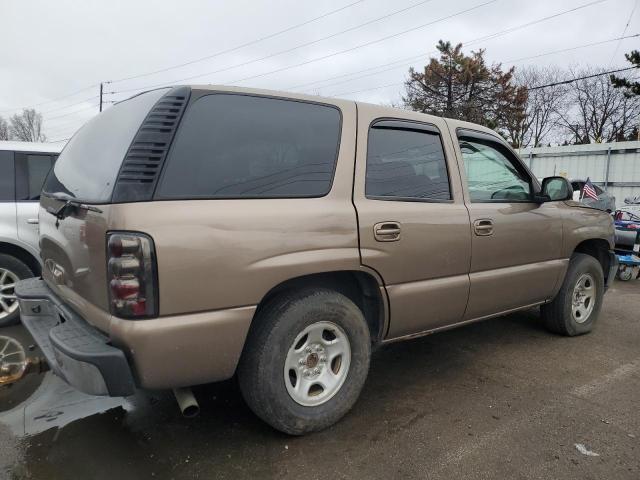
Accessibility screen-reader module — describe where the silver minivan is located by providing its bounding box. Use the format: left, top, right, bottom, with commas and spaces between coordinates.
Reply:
0, 141, 62, 326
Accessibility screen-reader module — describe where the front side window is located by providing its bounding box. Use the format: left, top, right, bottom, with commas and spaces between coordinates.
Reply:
459, 138, 531, 202
365, 123, 451, 201
156, 94, 342, 199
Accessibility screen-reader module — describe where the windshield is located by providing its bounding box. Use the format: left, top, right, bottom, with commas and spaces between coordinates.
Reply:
43, 88, 169, 203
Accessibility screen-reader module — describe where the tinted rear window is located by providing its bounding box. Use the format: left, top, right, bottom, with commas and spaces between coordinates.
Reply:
156, 94, 341, 199
43, 88, 168, 203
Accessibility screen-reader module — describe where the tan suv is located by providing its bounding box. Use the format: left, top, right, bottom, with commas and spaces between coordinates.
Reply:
15, 85, 616, 435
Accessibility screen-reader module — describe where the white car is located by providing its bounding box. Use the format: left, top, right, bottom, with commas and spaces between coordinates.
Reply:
0, 141, 63, 326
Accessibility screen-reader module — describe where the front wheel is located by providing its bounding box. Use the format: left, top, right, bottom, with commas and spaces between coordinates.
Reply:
541, 253, 604, 336
238, 289, 371, 435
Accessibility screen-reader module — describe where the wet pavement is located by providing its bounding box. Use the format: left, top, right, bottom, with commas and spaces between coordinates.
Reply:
1, 281, 638, 479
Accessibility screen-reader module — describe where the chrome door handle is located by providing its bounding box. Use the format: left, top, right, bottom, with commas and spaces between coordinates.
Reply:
26, 218, 39, 225
374, 222, 401, 242
473, 219, 494, 236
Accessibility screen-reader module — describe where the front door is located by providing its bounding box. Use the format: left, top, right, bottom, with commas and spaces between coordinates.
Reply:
453, 128, 565, 320
354, 106, 471, 339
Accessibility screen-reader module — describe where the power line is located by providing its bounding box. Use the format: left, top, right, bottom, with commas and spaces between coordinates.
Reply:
0, 84, 98, 115
222, 0, 498, 87
106, 0, 444, 95
43, 102, 99, 121
107, 0, 608, 100
504, 34, 639, 63
301, 34, 639, 95
464, 0, 607, 47
331, 65, 638, 98
106, 0, 366, 84
1, 2, 366, 114
334, 82, 401, 96
293, 3, 623, 94
608, 0, 637, 67
39, 96, 99, 115
527, 66, 637, 90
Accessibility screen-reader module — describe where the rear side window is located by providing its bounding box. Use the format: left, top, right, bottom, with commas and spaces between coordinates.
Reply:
0, 151, 14, 201
43, 88, 169, 203
15, 153, 55, 200
156, 94, 342, 199
366, 122, 451, 201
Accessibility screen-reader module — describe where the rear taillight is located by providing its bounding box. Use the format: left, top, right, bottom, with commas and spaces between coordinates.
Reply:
107, 232, 158, 319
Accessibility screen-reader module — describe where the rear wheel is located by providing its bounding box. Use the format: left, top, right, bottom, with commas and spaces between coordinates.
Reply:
541, 253, 604, 336
0, 254, 33, 327
238, 289, 371, 435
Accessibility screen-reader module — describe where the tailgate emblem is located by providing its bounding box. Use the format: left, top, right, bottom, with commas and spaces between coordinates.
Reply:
45, 259, 66, 285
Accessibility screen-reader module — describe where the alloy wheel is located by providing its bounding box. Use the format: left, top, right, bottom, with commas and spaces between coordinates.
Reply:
0, 268, 19, 321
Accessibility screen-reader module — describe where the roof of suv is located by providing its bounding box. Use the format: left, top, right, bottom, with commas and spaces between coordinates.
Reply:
0, 140, 64, 153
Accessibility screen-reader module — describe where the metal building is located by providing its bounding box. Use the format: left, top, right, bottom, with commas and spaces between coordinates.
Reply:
519, 140, 640, 208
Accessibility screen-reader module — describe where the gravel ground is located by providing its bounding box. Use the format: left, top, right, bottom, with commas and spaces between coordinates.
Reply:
0, 280, 638, 480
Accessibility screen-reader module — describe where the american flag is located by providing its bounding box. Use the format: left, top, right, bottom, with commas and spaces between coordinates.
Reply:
582, 178, 599, 200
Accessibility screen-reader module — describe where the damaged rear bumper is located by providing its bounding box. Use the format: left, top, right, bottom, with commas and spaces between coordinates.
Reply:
15, 278, 135, 397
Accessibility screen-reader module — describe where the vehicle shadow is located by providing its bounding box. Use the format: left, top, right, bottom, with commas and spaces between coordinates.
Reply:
3, 308, 552, 479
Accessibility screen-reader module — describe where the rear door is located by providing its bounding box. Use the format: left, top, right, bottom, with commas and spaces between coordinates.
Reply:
354, 105, 471, 339
453, 128, 565, 319
15, 152, 56, 251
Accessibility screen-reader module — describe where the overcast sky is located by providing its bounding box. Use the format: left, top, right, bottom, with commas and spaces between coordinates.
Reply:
1, 0, 638, 142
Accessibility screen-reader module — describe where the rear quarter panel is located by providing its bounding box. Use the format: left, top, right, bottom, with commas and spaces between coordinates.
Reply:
108, 99, 360, 316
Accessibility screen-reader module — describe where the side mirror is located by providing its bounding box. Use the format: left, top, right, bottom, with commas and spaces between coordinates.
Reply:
537, 176, 573, 203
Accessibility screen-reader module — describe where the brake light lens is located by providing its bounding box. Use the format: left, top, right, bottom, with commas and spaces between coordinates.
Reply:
107, 232, 158, 319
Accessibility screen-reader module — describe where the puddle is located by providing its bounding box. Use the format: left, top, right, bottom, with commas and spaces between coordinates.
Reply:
1, 373, 129, 436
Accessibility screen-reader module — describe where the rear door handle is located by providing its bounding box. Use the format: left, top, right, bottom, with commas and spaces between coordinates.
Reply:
374, 222, 401, 242
473, 219, 494, 236
26, 218, 39, 225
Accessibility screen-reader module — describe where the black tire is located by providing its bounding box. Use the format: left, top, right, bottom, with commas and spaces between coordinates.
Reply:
541, 253, 604, 336
616, 267, 633, 281
237, 288, 371, 435
0, 254, 33, 327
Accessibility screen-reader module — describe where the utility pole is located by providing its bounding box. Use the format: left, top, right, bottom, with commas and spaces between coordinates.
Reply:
99, 82, 103, 112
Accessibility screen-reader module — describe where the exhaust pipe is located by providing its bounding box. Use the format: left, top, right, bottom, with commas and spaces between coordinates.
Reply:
173, 387, 200, 418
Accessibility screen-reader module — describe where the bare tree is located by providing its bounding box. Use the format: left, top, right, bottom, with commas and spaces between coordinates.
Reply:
9, 109, 46, 142
556, 67, 640, 143
0, 116, 9, 141
509, 66, 567, 147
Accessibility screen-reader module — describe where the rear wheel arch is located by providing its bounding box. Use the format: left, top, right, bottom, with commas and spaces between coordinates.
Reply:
0, 242, 40, 276
252, 270, 387, 344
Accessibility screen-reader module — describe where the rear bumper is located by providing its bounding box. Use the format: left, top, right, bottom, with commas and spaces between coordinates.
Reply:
15, 278, 135, 396
16, 277, 257, 394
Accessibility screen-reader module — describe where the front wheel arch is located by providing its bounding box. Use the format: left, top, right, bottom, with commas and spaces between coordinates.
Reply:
572, 238, 612, 284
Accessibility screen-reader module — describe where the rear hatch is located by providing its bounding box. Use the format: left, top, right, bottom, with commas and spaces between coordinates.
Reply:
39, 87, 185, 331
